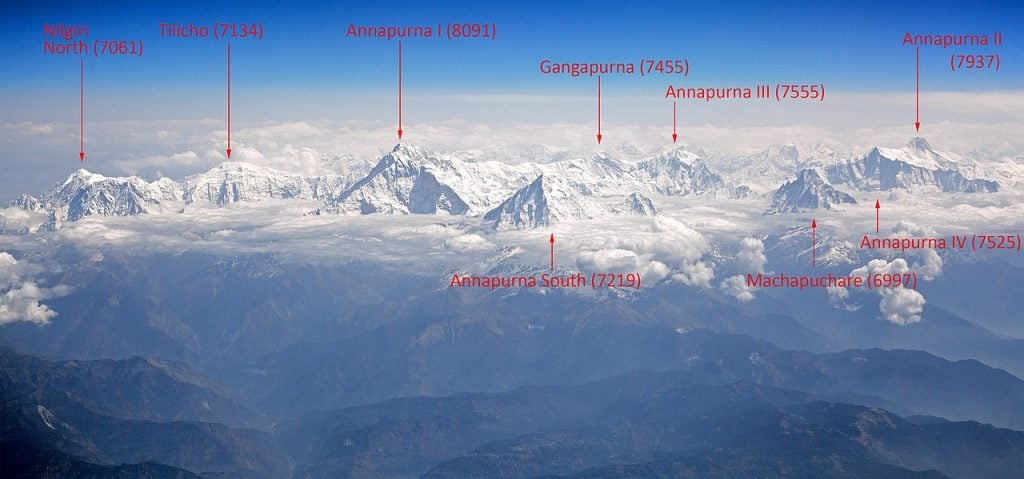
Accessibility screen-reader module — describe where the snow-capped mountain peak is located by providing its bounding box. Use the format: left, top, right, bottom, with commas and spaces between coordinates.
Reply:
634, 147, 747, 197
825, 138, 998, 193
66, 168, 106, 184
183, 161, 334, 206
380, 143, 428, 173
483, 174, 603, 229
906, 136, 932, 153
40, 168, 182, 221
616, 192, 658, 216
873, 137, 956, 172
320, 143, 437, 215
766, 168, 856, 215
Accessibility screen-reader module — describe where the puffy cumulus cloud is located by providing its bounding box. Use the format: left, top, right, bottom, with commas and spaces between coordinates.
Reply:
882, 221, 944, 281
851, 257, 911, 278
576, 248, 671, 284
735, 237, 767, 273
832, 258, 924, 325
0, 252, 37, 286
1, 282, 63, 325
720, 275, 754, 302
642, 217, 711, 265
577, 248, 638, 272
673, 261, 715, 288
720, 237, 767, 302
0, 253, 15, 275
826, 285, 858, 311
878, 287, 926, 326
914, 249, 944, 281
0, 252, 71, 326
573, 217, 712, 287
642, 261, 672, 284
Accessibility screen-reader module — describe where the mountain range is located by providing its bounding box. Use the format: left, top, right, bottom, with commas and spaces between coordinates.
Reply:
0, 346, 287, 478
1, 136, 1021, 477
824, 139, 999, 193
5, 321, 1023, 478
9, 138, 1006, 229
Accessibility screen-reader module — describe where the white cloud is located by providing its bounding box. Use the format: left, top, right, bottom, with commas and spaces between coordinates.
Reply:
0, 252, 70, 326
576, 248, 671, 285
6, 107, 1023, 206
834, 258, 925, 325
444, 233, 491, 252
878, 287, 926, 326
735, 237, 767, 273
721, 275, 754, 302
914, 249, 944, 282
577, 248, 638, 272
826, 285, 858, 311
720, 237, 767, 301
1, 282, 61, 325
571, 217, 712, 287
642, 217, 710, 263
891, 220, 937, 238
674, 261, 715, 288
0, 207, 51, 235
881, 222, 945, 282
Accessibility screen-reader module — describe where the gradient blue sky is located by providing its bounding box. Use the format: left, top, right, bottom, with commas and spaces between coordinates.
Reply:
1, 0, 1021, 123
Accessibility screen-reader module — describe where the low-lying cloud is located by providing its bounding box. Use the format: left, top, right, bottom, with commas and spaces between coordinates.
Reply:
0, 252, 70, 326
830, 257, 928, 326
720, 237, 766, 302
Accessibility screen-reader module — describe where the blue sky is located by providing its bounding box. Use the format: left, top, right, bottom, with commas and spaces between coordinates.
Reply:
0, 0, 1022, 198
1, 0, 1021, 122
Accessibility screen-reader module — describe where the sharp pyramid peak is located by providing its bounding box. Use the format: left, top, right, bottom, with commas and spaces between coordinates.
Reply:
906, 137, 932, 151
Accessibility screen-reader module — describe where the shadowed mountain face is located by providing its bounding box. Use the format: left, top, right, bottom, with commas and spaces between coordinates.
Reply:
0, 347, 266, 429
2, 253, 1022, 430
1, 434, 199, 479
0, 243, 1020, 478
823, 140, 999, 193
0, 347, 288, 478
2, 264, 1024, 476
276, 370, 1023, 479
766, 168, 856, 214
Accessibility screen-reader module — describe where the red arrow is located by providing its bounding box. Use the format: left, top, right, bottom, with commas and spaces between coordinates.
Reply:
875, 199, 880, 234
226, 43, 232, 158
397, 41, 403, 140
915, 47, 920, 132
79, 57, 84, 161
549, 233, 555, 270
811, 219, 817, 268
671, 100, 678, 143
596, 75, 602, 144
